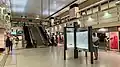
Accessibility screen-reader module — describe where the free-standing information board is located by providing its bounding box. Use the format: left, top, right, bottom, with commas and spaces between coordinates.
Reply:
64, 26, 93, 64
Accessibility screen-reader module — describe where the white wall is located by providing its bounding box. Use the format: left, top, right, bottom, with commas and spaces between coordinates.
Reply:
0, 28, 5, 48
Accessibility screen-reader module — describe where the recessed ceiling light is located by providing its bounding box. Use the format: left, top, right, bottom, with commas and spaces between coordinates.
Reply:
35, 17, 40, 19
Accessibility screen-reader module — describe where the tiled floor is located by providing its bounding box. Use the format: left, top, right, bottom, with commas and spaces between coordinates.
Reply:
3, 47, 120, 67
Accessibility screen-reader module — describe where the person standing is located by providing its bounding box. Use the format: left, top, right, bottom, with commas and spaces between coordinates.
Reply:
33, 40, 37, 48
92, 33, 99, 60
15, 36, 19, 48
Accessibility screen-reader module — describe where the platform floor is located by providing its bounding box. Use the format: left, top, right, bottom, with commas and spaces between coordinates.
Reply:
3, 47, 120, 67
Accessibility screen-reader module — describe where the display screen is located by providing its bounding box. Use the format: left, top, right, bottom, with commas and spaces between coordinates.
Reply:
76, 31, 88, 49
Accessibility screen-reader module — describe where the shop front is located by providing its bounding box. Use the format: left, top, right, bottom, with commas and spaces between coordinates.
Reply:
94, 26, 120, 51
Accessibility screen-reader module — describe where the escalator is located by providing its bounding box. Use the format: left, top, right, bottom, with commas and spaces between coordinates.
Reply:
30, 26, 45, 47
39, 26, 50, 45
23, 26, 33, 48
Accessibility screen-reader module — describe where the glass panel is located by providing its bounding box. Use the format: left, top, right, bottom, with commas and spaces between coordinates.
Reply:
66, 28, 74, 48
76, 31, 88, 49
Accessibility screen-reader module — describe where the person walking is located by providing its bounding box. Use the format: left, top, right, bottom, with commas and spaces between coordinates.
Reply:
104, 36, 109, 51
92, 33, 99, 60
51, 36, 55, 46
9, 36, 13, 52
6, 36, 11, 54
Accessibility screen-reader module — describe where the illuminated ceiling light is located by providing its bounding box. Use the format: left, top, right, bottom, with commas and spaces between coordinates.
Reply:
98, 28, 108, 32
2, 7, 5, 10
82, 12, 86, 15
59, 25, 62, 29
35, 15, 40, 19
118, 27, 120, 31
64, 23, 66, 27
22, 16, 25, 18
51, 27, 53, 32
57, 23, 59, 24
78, 21, 81, 25
35, 17, 40, 19
55, 26, 57, 30
103, 11, 112, 19
87, 16, 94, 21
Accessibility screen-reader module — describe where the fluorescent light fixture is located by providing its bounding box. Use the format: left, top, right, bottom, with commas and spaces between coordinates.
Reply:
103, 11, 112, 19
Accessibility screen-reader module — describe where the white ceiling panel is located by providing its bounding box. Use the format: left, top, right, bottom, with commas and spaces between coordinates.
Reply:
11, 0, 28, 12
11, 0, 75, 18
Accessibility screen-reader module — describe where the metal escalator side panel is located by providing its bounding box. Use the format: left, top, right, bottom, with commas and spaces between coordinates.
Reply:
23, 26, 33, 48
30, 26, 44, 46
39, 26, 49, 44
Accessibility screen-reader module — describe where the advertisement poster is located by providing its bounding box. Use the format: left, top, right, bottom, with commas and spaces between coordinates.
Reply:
76, 31, 88, 49
110, 32, 119, 49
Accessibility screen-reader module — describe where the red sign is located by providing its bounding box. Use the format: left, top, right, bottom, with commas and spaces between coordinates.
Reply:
110, 32, 119, 49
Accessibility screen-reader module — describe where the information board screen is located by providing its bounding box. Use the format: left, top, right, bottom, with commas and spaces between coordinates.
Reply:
76, 31, 88, 49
